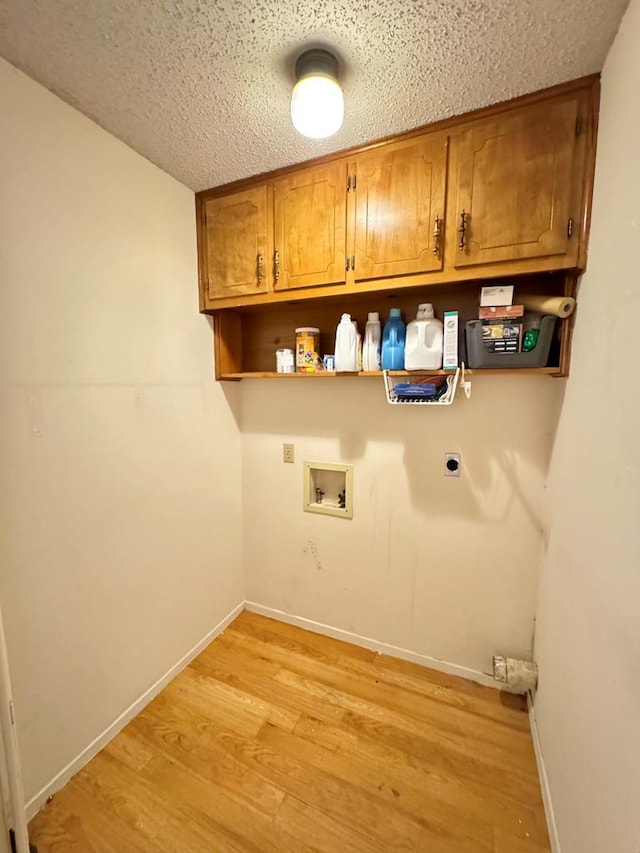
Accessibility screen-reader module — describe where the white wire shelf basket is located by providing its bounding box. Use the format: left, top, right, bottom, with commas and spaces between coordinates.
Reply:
383, 366, 471, 406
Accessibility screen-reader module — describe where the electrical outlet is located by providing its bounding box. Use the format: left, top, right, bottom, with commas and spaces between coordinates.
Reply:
283, 443, 295, 463
444, 452, 461, 477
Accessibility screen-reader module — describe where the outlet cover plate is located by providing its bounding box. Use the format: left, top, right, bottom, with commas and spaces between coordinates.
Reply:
444, 452, 461, 477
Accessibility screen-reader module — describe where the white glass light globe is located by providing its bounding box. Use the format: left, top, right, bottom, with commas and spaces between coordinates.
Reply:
291, 74, 344, 139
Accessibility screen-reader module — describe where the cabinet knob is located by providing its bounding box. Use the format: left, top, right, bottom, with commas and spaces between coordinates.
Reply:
458, 211, 468, 251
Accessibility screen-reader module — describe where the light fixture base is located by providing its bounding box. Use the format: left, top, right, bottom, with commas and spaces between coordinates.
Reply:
295, 49, 339, 82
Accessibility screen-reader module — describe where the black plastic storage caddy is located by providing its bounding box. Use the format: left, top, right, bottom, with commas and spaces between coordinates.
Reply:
465, 315, 557, 369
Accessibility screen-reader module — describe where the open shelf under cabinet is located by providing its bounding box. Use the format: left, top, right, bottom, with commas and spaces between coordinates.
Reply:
212, 272, 578, 381
219, 367, 562, 380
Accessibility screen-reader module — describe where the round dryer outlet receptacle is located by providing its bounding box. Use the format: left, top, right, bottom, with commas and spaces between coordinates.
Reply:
444, 453, 461, 477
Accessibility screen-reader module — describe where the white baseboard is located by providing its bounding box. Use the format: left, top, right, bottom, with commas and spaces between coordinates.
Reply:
244, 601, 498, 689
25, 600, 244, 820
528, 692, 561, 853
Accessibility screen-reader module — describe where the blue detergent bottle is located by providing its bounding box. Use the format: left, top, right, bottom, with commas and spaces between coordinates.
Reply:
381, 308, 406, 369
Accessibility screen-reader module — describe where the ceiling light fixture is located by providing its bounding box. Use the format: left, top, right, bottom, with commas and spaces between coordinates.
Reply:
291, 48, 344, 139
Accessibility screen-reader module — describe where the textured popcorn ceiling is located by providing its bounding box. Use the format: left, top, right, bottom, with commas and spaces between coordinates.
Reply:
0, 0, 629, 191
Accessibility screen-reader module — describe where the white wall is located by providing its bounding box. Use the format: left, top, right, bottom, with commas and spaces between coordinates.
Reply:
532, 2, 640, 851
242, 375, 563, 676
0, 59, 243, 805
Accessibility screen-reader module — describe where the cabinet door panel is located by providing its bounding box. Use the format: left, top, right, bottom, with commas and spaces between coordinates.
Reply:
454, 98, 580, 268
273, 161, 348, 291
204, 187, 270, 300
353, 135, 448, 280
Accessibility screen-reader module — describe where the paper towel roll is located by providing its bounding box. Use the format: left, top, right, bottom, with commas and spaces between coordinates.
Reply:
520, 295, 576, 318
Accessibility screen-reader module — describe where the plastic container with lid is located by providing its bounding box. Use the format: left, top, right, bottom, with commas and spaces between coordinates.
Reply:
362, 312, 382, 372
275, 348, 295, 373
295, 327, 320, 372
404, 303, 444, 370
381, 308, 406, 370
334, 314, 358, 372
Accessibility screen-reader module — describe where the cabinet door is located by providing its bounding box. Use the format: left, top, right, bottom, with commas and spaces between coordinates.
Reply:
202, 186, 271, 301
454, 98, 581, 268
352, 134, 448, 280
273, 161, 348, 291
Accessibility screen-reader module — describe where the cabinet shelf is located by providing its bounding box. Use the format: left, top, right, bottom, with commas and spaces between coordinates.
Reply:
219, 367, 562, 381
213, 274, 576, 380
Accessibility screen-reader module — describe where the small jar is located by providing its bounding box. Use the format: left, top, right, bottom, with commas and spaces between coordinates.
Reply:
275, 348, 295, 373
295, 327, 321, 372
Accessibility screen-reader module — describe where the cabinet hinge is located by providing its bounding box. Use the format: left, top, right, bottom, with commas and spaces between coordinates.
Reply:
575, 116, 583, 137
567, 218, 574, 238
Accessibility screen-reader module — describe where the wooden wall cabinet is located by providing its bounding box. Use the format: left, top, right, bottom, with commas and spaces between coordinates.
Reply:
273, 160, 348, 291
453, 96, 585, 269
197, 75, 599, 379
350, 133, 449, 281
198, 135, 450, 309
199, 185, 272, 302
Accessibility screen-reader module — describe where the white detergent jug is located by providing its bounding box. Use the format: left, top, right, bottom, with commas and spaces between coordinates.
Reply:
352, 320, 363, 371
362, 312, 382, 371
404, 303, 444, 370
334, 313, 358, 372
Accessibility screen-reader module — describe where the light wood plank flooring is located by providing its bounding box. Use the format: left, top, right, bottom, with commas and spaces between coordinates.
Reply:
29, 611, 550, 852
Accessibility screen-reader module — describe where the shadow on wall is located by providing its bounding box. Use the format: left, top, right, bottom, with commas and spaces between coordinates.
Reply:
239, 374, 566, 528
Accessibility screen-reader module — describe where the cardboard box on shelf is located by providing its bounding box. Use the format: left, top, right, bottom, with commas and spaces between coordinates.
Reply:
478, 304, 524, 320
480, 285, 514, 307
443, 311, 459, 369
